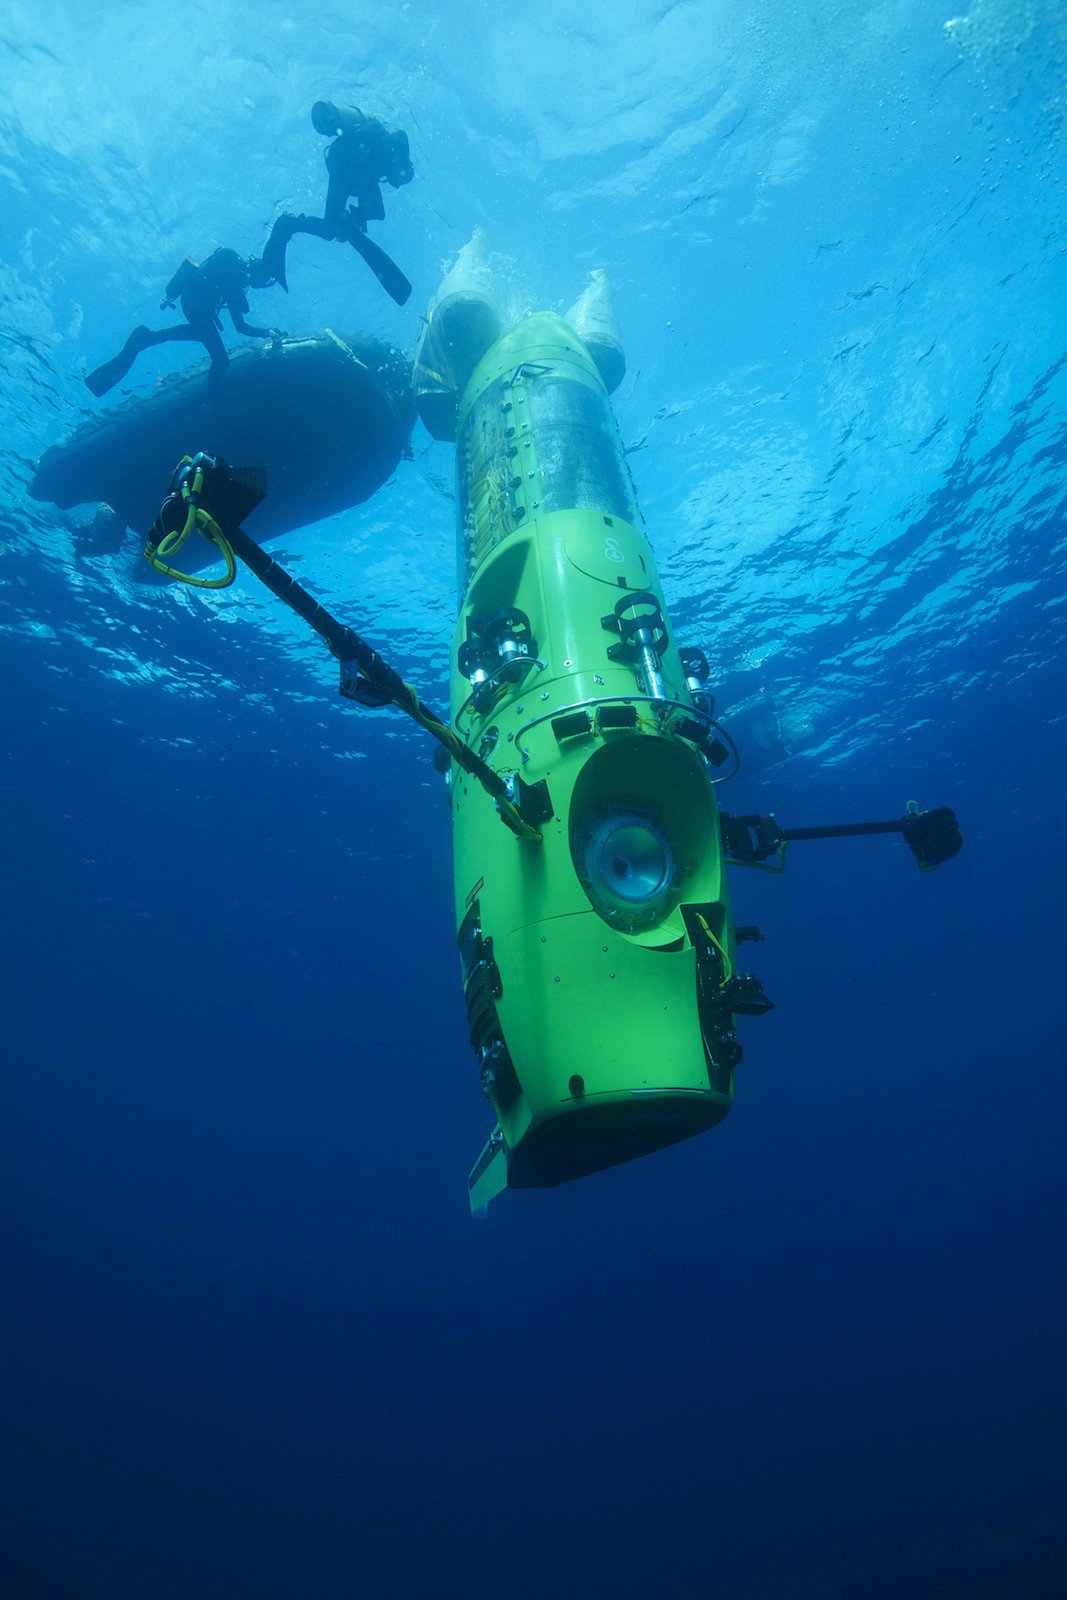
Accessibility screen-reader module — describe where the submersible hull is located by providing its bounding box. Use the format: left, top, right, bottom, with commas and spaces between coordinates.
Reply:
31, 332, 414, 559
447, 315, 739, 1208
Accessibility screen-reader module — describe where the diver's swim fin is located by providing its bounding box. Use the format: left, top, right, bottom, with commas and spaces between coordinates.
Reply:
346, 229, 412, 306
84, 327, 150, 398
263, 211, 411, 304
261, 215, 297, 293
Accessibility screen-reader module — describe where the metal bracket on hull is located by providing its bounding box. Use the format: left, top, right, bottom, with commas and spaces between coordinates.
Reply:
514, 694, 739, 779
682, 904, 775, 1095
454, 657, 547, 728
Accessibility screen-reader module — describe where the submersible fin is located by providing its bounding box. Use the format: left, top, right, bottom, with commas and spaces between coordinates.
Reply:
468, 1131, 508, 1212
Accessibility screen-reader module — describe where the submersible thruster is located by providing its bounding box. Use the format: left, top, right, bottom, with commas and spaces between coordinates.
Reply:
427, 284, 764, 1210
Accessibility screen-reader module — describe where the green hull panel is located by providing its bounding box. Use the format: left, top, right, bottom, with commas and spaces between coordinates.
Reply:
447, 315, 735, 1208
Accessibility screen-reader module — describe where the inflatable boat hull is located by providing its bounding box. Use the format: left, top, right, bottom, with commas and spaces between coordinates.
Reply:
32, 332, 414, 556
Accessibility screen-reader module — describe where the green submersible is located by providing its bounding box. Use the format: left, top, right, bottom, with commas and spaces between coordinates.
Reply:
415, 242, 768, 1209
122, 234, 961, 1213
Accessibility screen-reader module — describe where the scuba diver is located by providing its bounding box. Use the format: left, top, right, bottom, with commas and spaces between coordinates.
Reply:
261, 102, 413, 306
84, 249, 280, 399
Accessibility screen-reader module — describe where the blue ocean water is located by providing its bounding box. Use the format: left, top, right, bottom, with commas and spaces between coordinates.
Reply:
2, 1, 1066, 1595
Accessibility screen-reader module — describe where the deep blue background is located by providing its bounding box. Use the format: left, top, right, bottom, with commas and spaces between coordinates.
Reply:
3, 2, 1066, 1595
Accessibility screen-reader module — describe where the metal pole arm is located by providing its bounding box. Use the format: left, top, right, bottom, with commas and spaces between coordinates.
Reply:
780, 818, 907, 843
721, 806, 962, 870
148, 455, 543, 842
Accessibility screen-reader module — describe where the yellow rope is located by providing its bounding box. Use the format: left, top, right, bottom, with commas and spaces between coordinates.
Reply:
413, 357, 450, 386
694, 913, 733, 984
402, 681, 540, 842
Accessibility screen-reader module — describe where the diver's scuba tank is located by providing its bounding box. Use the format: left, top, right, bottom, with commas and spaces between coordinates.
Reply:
162, 256, 200, 309
445, 308, 766, 1210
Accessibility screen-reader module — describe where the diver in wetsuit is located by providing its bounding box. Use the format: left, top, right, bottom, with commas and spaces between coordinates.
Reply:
84, 249, 280, 399
261, 102, 413, 305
